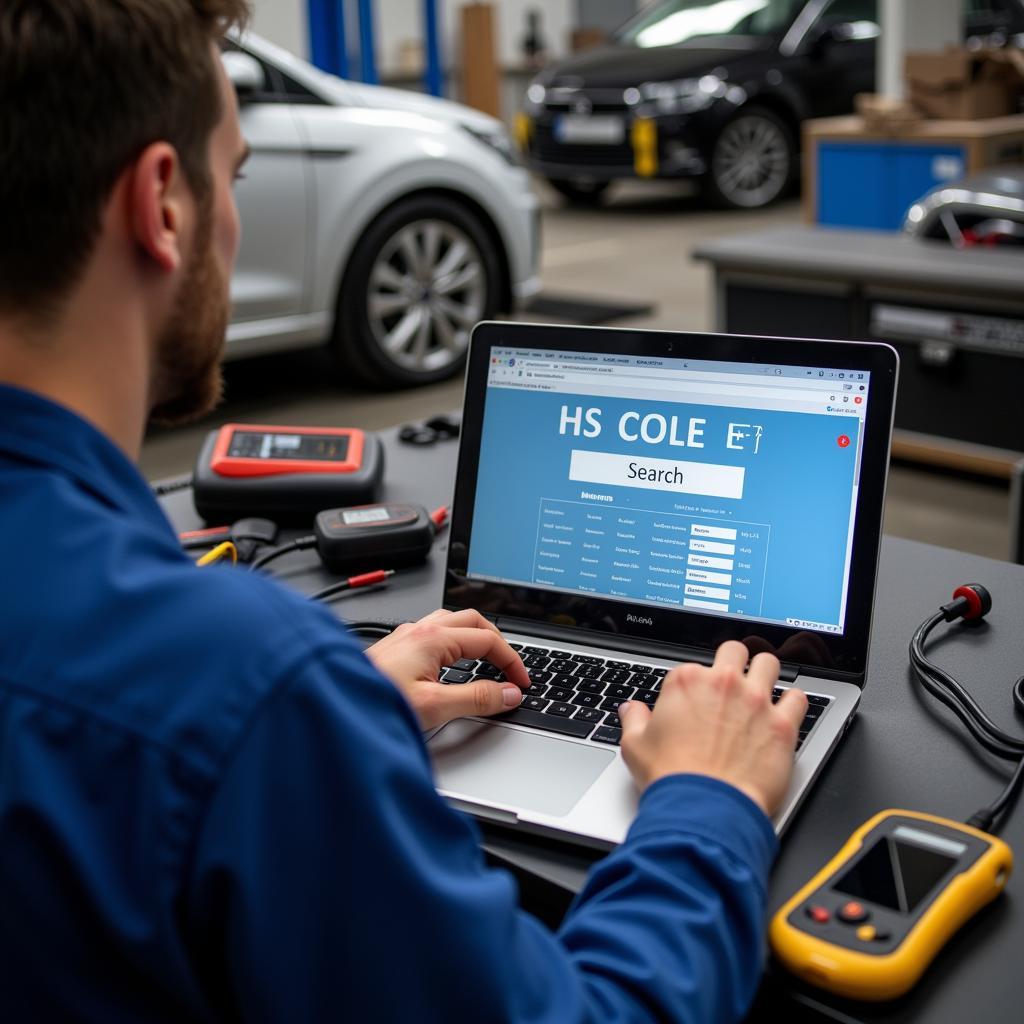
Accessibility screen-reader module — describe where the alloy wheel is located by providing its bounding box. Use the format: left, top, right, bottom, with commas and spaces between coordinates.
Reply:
711, 113, 792, 209
367, 219, 486, 374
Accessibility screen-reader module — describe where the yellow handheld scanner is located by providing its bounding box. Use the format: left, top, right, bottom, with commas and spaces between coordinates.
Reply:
769, 809, 1012, 1001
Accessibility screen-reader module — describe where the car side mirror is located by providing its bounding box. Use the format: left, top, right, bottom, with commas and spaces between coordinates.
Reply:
808, 20, 879, 58
222, 51, 266, 98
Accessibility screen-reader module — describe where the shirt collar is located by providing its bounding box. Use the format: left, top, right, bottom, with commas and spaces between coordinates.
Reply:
0, 383, 177, 538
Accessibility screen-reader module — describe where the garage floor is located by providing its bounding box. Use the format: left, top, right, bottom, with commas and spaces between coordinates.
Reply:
139, 181, 1013, 561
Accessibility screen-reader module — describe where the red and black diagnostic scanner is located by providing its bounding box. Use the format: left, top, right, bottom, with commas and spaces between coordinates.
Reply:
193, 424, 384, 525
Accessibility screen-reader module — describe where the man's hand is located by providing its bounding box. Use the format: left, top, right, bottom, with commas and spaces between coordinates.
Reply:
618, 640, 807, 818
365, 609, 528, 731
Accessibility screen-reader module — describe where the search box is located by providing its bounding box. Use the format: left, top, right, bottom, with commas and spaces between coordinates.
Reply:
569, 450, 745, 500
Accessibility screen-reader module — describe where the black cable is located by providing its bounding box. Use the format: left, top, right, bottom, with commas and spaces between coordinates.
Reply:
910, 611, 1024, 832
341, 620, 399, 639
248, 535, 316, 572
152, 474, 194, 497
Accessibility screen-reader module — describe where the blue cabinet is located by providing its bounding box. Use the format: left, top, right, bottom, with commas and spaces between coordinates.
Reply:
816, 141, 966, 230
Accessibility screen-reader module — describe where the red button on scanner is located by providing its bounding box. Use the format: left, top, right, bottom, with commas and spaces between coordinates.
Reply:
806, 905, 831, 925
838, 901, 870, 924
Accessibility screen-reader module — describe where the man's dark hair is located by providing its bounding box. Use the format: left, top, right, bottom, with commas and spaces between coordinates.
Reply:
0, 0, 250, 320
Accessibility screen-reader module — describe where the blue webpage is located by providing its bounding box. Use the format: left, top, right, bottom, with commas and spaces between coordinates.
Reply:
468, 349, 871, 635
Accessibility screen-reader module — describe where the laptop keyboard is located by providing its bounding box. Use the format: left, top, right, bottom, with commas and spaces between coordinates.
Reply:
441, 643, 831, 752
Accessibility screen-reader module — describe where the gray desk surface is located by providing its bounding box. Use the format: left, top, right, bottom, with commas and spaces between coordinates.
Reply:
692, 226, 1024, 300
161, 426, 1024, 1023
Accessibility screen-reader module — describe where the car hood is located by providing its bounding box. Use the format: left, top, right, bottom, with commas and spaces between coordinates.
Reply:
539, 39, 771, 89
237, 31, 501, 133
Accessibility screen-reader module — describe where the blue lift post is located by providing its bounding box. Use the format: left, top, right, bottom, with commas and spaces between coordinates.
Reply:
357, 0, 378, 84
306, 0, 348, 78
423, 0, 443, 97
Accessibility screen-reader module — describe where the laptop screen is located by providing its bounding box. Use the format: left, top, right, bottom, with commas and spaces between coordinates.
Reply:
466, 347, 871, 637
447, 325, 898, 677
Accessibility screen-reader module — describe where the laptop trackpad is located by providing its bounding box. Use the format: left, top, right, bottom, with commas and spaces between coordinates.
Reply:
430, 719, 614, 818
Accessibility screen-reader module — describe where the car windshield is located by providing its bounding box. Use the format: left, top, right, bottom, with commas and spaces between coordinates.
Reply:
615, 0, 805, 48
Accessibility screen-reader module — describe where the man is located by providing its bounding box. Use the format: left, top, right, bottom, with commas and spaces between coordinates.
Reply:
0, 2, 807, 1020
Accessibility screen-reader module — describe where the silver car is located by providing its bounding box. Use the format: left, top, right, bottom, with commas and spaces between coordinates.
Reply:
222, 33, 541, 387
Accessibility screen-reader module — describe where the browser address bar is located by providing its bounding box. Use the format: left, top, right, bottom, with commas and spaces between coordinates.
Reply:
524, 372, 827, 404
517, 362, 833, 392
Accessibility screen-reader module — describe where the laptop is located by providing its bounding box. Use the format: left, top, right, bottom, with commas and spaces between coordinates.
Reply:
428, 323, 898, 847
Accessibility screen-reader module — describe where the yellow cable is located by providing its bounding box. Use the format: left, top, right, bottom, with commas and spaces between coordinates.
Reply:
196, 542, 238, 567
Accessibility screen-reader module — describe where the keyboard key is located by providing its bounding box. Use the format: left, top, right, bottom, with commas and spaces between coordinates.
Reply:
804, 703, 825, 720
771, 689, 782, 704
522, 654, 551, 669
571, 691, 601, 708
601, 669, 632, 686
807, 694, 831, 707
522, 697, 550, 712
606, 684, 636, 700
524, 682, 549, 698
603, 712, 621, 729
549, 659, 576, 674
600, 696, 624, 712
574, 707, 603, 724
508, 643, 523, 651
475, 662, 502, 679
576, 678, 606, 695
546, 702, 575, 718
500, 707, 595, 739
521, 646, 550, 656
605, 660, 631, 670
634, 688, 658, 706
441, 669, 472, 684
549, 649, 572, 659
574, 663, 603, 679
652, 668, 668, 677
629, 664, 652, 673
451, 658, 477, 672
527, 668, 553, 685
571, 654, 603, 665
549, 673, 578, 690
631, 673, 658, 689
593, 726, 622, 746
546, 686, 574, 703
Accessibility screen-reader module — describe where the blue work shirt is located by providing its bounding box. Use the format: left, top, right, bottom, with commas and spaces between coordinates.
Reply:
0, 384, 778, 1022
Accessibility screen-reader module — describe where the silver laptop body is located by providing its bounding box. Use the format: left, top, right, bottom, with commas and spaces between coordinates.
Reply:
429, 323, 899, 848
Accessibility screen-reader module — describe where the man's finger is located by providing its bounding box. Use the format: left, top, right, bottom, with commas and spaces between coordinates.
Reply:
435, 680, 523, 722
439, 627, 530, 688
775, 687, 808, 732
712, 640, 749, 673
618, 700, 650, 741
746, 651, 780, 691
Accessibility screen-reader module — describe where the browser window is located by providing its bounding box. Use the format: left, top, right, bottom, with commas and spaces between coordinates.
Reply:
467, 347, 871, 635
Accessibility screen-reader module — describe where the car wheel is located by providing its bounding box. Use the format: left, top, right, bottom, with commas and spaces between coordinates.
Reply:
335, 196, 500, 388
547, 178, 612, 206
706, 107, 795, 210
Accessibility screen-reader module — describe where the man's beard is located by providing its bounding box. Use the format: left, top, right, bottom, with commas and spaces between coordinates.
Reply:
148, 215, 229, 429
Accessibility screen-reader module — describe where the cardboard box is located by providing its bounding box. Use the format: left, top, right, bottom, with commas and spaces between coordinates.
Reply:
906, 47, 1024, 120
855, 93, 922, 134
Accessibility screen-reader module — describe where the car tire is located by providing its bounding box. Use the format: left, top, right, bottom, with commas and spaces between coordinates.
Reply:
705, 106, 796, 210
334, 195, 501, 389
547, 178, 612, 206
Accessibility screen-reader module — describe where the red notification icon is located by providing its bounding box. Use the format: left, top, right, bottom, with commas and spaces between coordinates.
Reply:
854, 396, 863, 404
838, 435, 851, 448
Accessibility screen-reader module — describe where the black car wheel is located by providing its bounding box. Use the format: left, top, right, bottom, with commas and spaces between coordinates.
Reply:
335, 196, 500, 388
547, 178, 612, 206
706, 107, 795, 210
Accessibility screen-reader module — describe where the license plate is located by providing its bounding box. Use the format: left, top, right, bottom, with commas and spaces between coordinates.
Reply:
554, 114, 625, 145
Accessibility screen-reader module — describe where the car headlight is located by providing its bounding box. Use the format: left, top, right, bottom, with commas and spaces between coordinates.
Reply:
462, 124, 523, 167
524, 81, 546, 114
639, 74, 726, 115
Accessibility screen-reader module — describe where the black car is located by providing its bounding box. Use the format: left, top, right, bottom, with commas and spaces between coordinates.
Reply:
519, 0, 1024, 209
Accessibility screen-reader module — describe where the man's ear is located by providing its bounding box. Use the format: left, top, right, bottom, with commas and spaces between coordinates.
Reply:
128, 142, 186, 274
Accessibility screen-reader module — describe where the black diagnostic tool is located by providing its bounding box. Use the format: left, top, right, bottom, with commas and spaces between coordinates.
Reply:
314, 503, 437, 573
192, 424, 384, 525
